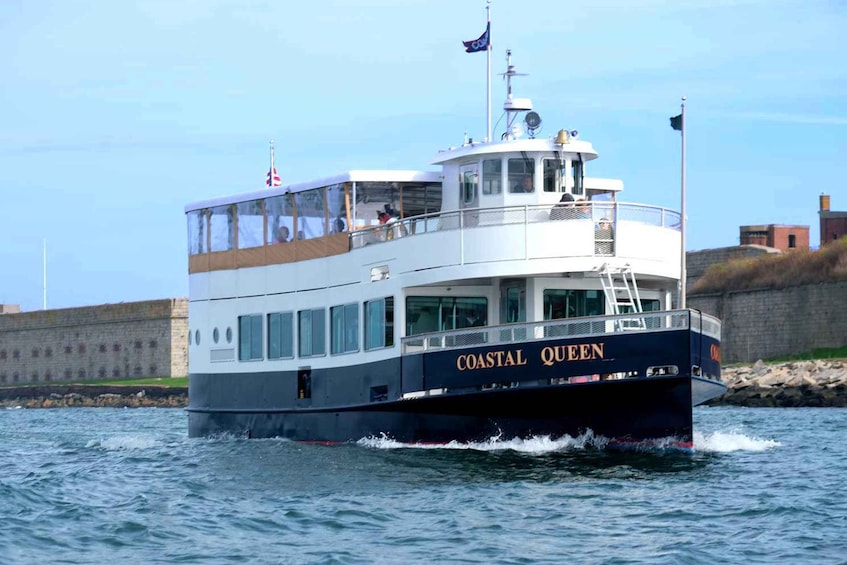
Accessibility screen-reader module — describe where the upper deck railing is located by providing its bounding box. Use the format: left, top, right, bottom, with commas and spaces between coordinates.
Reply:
400, 309, 720, 353
350, 201, 680, 250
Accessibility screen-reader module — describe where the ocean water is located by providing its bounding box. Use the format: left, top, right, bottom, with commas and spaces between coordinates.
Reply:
1, 407, 845, 565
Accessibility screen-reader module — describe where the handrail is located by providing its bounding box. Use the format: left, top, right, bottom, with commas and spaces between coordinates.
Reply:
350, 201, 681, 250
400, 309, 717, 354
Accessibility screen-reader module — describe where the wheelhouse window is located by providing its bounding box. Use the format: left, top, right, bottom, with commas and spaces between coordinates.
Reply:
210, 205, 235, 252
298, 308, 326, 357
365, 297, 394, 350
267, 312, 294, 359
573, 158, 585, 196
508, 157, 535, 193
482, 159, 502, 195
406, 296, 488, 336
238, 314, 263, 361
542, 158, 565, 193
331, 303, 359, 355
326, 183, 348, 234
237, 200, 264, 249
461, 170, 476, 204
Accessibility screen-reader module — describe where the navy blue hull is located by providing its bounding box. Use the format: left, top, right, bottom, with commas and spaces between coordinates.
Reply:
188, 375, 724, 444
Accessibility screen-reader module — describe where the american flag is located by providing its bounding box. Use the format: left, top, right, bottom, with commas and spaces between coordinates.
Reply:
266, 167, 281, 187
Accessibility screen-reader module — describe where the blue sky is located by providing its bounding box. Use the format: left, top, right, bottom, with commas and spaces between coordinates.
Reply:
1, 0, 845, 311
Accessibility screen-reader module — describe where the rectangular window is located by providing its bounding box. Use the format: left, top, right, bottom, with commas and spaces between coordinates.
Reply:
788, 234, 796, 248
572, 158, 584, 196
239, 314, 263, 360
405, 296, 488, 335
482, 159, 502, 195
542, 159, 565, 193
187, 209, 207, 255
268, 312, 294, 359
365, 297, 394, 350
298, 308, 326, 357
331, 303, 359, 354
461, 169, 476, 204
294, 188, 326, 241
210, 205, 235, 252
508, 157, 535, 193
543, 290, 605, 320
237, 200, 264, 249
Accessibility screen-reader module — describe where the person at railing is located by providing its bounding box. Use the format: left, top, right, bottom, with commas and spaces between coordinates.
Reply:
550, 193, 575, 220
274, 226, 290, 243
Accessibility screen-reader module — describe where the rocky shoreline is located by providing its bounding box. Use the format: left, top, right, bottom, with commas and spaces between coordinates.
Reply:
0, 384, 187, 409
1, 360, 845, 409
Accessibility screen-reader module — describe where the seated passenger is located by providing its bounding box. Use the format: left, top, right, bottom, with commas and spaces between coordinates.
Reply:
519, 175, 534, 193
333, 217, 346, 233
274, 226, 290, 243
575, 198, 592, 219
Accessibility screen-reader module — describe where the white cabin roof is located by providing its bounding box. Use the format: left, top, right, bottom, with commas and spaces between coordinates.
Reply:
432, 137, 599, 165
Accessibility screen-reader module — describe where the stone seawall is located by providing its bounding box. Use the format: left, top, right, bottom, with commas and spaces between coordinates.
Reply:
0, 385, 187, 409
708, 359, 847, 407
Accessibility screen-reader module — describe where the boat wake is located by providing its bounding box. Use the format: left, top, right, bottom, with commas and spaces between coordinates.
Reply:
693, 430, 780, 452
86, 436, 164, 451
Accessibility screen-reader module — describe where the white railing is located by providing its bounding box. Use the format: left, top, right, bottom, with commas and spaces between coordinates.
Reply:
350, 202, 680, 249
400, 309, 718, 354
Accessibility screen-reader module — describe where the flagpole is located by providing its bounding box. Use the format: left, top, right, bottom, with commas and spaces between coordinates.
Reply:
269, 140, 275, 189
680, 96, 687, 309
42, 237, 47, 310
486, 0, 492, 142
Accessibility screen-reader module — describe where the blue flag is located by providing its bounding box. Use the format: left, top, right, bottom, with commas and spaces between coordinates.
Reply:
463, 22, 490, 53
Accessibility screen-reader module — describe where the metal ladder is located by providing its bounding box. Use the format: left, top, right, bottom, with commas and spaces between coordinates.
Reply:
599, 264, 645, 330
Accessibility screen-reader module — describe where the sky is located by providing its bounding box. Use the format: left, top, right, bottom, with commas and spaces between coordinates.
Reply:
1, 0, 845, 312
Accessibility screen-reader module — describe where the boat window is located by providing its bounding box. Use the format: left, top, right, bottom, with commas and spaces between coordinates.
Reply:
331, 303, 359, 355
508, 157, 535, 193
365, 297, 394, 350
298, 308, 326, 357
267, 312, 294, 359
238, 314, 263, 361
406, 296, 488, 335
187, 209, 207, 255
237, 200, 264, 250
542, 159, 566, 193
461, 169, 477, 204
573, 157, 584, 196
482, 159, 502, 195
294, 188, 326, 241
210, 205, 235, 252
265, 194, 295, 244
326, 183, 348, 234
543, 290, 605, 320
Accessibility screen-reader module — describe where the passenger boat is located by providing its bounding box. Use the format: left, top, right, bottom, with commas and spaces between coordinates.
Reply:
184, 53, 726, 448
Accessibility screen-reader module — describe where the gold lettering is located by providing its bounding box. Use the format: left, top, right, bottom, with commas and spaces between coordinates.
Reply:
504, 351, 515, 367
494, 350, 505, 366
554, 345, 566, 363
591, 343, 604, 359
457, 355, 466, 371
485, 351, 496, 368
567, 345, 579, 361
579, 344, 591, 360
540, 346, 555, 366
515, 349, 527, 366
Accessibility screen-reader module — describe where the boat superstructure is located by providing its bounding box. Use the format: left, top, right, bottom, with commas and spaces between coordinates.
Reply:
185, 54, 725, 446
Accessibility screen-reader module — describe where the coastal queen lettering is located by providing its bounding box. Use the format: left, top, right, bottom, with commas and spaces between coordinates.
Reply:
540, 342, 604, 367
456, 349, 528, 371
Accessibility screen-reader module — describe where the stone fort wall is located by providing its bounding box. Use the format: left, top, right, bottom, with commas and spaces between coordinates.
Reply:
0, 299, 187, 385
689, 282, 847, 364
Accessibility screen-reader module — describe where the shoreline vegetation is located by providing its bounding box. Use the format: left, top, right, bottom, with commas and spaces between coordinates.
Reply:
1, 358, 846, 409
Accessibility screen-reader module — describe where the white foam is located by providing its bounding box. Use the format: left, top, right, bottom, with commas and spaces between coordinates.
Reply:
693, 430, 781, 453
357, 431, 605, 454
87, 436, 163, 451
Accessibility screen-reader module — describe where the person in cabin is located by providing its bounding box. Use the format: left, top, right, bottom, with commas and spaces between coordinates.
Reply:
464, 309, 485, 327
550, 193, 575, 220
333, 217, 346, 233
520, 175, 534, 193
274, 226, 290, 243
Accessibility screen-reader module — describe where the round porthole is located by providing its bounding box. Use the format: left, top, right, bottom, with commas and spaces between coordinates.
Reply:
188, 330, 193, 346
195, 329, 201, 346
213, 328, 220, 344
226, 327, 233, 343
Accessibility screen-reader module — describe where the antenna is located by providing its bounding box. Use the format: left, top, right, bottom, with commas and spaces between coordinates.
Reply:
501, 50, 533, 140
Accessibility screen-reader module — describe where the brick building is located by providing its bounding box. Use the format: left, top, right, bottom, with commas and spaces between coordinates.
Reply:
819, 194, 847, 247
0, 298, 187, 385
738, 224, 809, 252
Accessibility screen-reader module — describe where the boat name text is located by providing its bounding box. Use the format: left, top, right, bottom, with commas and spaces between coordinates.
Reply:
540, 343, 605, 367
455, 342, 605, 371
456, 350, 528, 371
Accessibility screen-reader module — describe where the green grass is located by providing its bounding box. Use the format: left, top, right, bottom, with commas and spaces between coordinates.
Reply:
766, 346, 847, 363
1, 376, 188, 389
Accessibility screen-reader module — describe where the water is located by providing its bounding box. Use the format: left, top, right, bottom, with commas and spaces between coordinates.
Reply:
1, 407, 845, 564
